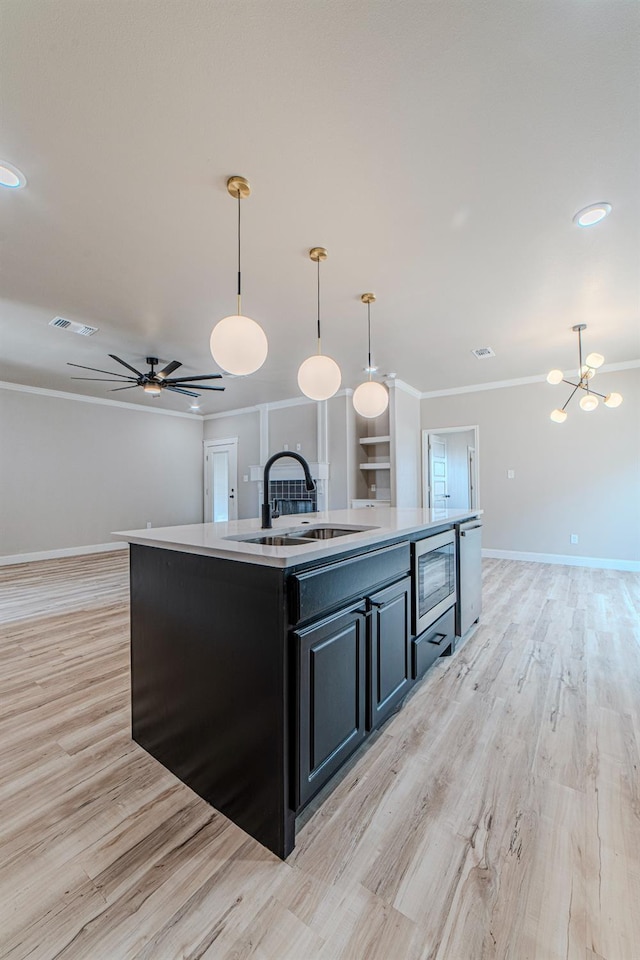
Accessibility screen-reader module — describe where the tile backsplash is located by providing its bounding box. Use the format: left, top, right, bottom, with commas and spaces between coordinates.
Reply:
268, 479, 317, 513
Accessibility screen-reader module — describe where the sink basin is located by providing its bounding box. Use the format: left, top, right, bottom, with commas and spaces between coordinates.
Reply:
223, 524, 379, 546
241, 535, 314, 547
293, 526, 372, 540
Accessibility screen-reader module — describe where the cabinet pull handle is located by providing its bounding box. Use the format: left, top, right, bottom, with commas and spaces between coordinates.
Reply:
427, 632, 447, 645
369, 600, 385, 609
354, 607, 371, 617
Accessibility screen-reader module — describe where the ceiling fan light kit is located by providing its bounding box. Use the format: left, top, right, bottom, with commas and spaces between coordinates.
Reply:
297, 247, 342, 402
209, 176, 268, 377
353, 293, 389, 419
547, 324, 622, 423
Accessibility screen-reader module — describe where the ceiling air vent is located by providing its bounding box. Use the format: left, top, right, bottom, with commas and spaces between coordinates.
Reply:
49, 316, 99, 336
471, 346, 495, 359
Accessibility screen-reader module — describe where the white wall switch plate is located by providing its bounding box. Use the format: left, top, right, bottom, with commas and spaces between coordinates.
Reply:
283, 442, 288, 450
296, 443, 301, 451
243, 474, 248, 482
507, 469, 515, 479
570, 533, 579, 544
146, 521, 152, 529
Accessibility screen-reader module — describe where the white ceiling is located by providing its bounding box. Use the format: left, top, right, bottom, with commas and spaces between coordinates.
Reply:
1, 0, 639, 414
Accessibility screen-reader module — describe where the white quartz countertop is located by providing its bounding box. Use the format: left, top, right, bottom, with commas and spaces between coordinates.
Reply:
113, 506, 482, 569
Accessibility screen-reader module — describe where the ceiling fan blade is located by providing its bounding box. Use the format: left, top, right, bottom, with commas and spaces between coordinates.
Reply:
108, 354, 144, 377
71, 377, 138, 382
109, 385, 140, 391
67, 362, 136, 379
165, 373, 223, 383
157, 360, 182, 379
166, 386, 200, 397
175, 384, 226, 391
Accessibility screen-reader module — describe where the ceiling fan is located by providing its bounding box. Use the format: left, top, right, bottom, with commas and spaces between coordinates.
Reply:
67, 355, 225, 398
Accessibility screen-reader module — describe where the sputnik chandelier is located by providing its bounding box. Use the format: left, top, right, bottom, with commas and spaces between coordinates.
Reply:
547, 324, 622, 423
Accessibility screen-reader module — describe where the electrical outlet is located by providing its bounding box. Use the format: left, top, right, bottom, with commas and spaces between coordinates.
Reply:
296, 442, 301, 451
370, 483, 377, 492
570, 533, 578, 545
146, 521, 152, 529
283, 442, 288, 450
507, 469, 515, 479
243, 474, 248, 482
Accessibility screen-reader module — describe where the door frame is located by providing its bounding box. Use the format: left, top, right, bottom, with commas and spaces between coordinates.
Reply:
203, 437, 238, 523
421, 425, 480, 509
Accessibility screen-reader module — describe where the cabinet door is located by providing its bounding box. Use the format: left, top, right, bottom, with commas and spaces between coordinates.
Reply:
368, 576, 412, 729
295, 604, 367, 810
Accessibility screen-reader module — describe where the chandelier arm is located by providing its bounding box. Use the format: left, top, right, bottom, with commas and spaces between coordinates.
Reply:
561, 379, 579, 388
562, 383, 582, 411
584, 387, 607, 399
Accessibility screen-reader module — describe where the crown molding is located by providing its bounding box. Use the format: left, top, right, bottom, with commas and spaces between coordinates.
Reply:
203, 388, 355, 420
0, 380, 202, 419
387, 378, 422, 399
421, 359, 640, 400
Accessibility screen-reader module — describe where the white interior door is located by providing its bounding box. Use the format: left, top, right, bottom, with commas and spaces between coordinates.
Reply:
204, 439, 238, 523
428, 434, 449, 508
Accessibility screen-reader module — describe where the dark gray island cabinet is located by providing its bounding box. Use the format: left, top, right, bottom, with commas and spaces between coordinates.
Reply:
122, 509, 478, 859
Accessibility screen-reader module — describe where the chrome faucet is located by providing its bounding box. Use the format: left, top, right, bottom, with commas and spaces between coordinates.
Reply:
262, 452, 316, 529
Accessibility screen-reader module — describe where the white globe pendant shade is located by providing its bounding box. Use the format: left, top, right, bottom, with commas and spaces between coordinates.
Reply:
585, 352, 604, 369
604, 392, 623, 408
353, 380, 389, 419
297, 354, 341, 401
210, 314, 268, 376
546, 369, 563, 385
579, 393, 598, 412
550, 408, 567, 423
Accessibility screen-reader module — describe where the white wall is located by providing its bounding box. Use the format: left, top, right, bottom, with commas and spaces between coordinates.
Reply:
203, 410, 260, 519
421, 368, 640, 563
0, 388, 203, 557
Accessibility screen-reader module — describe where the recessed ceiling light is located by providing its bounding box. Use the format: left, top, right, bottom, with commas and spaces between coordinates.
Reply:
573, 203, 612, 227
189, 403, 201, 411
0, 161, 27, 189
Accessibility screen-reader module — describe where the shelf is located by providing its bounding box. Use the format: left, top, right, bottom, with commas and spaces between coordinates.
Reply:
359, 436, 391, 445
359, 462, 391, 470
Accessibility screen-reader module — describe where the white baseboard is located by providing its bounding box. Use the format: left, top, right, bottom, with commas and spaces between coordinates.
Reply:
482, 548, 639, 573
0, 541, 128, 567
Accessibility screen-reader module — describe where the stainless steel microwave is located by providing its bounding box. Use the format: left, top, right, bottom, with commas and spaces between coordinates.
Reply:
412, 530, 457, 635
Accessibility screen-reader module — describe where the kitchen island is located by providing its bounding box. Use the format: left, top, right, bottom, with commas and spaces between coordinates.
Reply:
115, 506, 481, 858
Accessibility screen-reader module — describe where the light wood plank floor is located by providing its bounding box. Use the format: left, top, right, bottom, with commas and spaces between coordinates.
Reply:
1, 552, 639, 960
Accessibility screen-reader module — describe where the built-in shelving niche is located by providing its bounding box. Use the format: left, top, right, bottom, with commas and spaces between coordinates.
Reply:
353, 408, 392, 507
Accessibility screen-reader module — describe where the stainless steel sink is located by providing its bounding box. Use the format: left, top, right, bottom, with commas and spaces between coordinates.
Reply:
293, 526, 369, 540
241, 535, 314, 547
224, 523, 379, 546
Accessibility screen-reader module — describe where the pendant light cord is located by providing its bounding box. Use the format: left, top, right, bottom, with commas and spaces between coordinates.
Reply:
367, 301, 372, 380
237, 189, 242, 315
317, 257, 321, 354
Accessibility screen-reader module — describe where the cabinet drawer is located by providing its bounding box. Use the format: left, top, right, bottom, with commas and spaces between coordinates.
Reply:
289, 542, 410, 626
411, 606, 455, 680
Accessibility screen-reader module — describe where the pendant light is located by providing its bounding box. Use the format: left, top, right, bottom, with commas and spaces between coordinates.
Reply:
353, 293, 389, 419
209, 176, 268, 376
297, 247, 342, 401
547, 324, 623, 423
